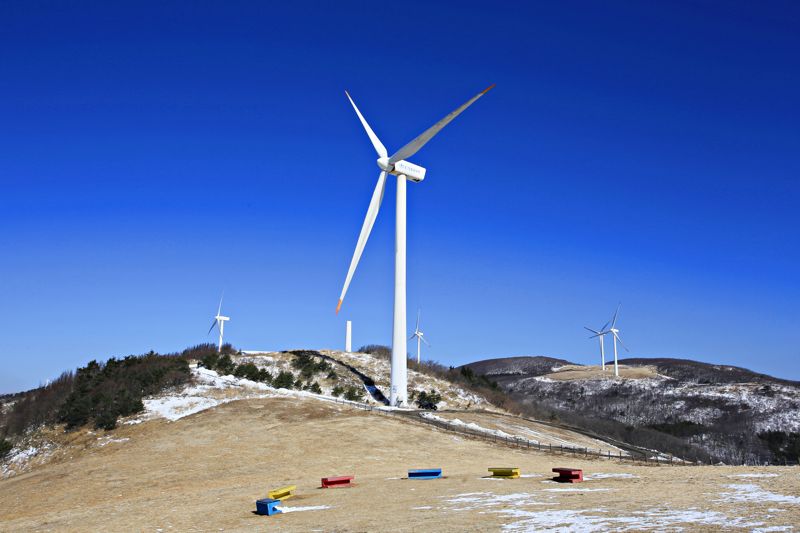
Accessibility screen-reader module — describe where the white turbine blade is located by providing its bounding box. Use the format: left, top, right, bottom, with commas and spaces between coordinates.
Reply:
207, 318, 218, 335
614, 331, 629, 352
337, 171, 388, 313
416, 310, 420, 331
409, 333, 416, 341
217, 292, 224, 317
345, 91, 387, 158
584, 326, 600, 335
600, 320, 610, 331
611, 303, 621, 329
388, 84, 495, 164
421, 337, 430, 347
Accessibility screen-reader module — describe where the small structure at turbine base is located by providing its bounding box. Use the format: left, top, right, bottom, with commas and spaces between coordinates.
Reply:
488, 467, 520, 479
552, 467, 583, 483
408, 468, 442, 480
268, 485, 296, 501
255, 498, 282, 516
321, 475, 354, 488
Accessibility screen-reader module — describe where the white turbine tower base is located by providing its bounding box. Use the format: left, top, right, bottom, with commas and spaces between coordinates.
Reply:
335, 85, 493, 406
392, 174, 407, 404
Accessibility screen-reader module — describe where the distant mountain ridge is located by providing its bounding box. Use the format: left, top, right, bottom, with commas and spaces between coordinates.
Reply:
459, 355, 800, 464
463, 356, 574, 377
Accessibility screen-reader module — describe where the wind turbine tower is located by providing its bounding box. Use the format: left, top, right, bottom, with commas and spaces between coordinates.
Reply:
584, 320, 610, 371
345, 320, 352, 352
608, 304, 629, 377
208, 294, 230, 352
336, 85, 494, 406
409, 310, 430, 364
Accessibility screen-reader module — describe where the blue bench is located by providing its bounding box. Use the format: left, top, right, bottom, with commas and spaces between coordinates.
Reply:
256, 498, 282, 516
409, 468, 442, 480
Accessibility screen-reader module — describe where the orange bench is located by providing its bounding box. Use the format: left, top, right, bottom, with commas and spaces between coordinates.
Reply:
552, 467, 583, 483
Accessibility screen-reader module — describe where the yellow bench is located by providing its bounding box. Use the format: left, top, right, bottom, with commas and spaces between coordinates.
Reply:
488, 467, 520, 479
268, 485, 296, 501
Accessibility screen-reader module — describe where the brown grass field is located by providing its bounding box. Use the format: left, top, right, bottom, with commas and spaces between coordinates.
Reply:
1, 395, 798, 532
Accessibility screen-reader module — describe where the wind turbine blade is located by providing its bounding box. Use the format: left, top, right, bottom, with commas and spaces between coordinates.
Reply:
345, 91, 387, 158
611, 303, 621, 329
207, 319, 218, 335
421, 337, 430, 347
217, 292, 224, 317
388, 84, 495, 164
337, 171, 388, 313
614, 331, 629, 352
409, 333, 416, 341
601, 321, 610, 331
416, 310, 420, 331
584, 326, 600, 335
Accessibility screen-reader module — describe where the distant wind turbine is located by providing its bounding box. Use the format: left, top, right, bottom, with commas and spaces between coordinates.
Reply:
584, 319, 611, 371
335, 85, 494, 406
588, 304, 628, 377
409, 310, 430, 364
208, 294, 230, 352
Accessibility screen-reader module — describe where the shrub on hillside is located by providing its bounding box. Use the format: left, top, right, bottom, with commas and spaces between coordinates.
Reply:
58, 354, 190, 431
272, 371, 295, 390
343, 386, 364, 402
759, 431, 800, 463
357, 345, 391, 359
215, 355, 235, 375
290, 351, 332, 380
305, 381, 322, 394
2, 371, 75, 437
233, 363, 261, 382
415, 390, 442, 410
0, 438, 12, 460
331, 385, 344, 397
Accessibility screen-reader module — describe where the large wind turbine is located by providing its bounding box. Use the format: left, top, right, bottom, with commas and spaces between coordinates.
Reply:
336, 85, 494, 406
584, 319, 610, 371
208, 294, 230, 352
409, 310, 430, 364
608, 304, 629, 377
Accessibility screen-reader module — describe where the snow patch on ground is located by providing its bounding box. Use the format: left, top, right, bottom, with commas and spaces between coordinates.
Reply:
728, 473, 780, 479
420, 413, 517, 440
278, 505, 331, 513
541, 488, 612, 493
585, 473, 638, 480
1, 441, 55, 479
444, 492, 549, 511
96, 436, 130, 447
499, 507, 766, 532
716, 484, 800, 505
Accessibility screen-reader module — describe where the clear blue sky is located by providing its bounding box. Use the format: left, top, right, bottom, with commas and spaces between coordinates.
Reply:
2, 1, 798, 393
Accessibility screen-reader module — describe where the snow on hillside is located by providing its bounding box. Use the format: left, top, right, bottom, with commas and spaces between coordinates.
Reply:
321, 350, 492, 409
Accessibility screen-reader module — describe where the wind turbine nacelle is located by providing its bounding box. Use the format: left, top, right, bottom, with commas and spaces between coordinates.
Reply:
391, 160, 426, 182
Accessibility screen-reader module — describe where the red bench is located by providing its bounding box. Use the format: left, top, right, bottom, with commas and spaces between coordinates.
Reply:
321, 475, 354, 488
552, 467, 583, 483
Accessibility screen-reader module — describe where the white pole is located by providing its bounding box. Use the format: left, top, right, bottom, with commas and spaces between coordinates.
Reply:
600, 335, 605, 371
218, 319, 224, 352
417, 335, 421, 364
613, 334, 619, 377
345, 320, 352, 352
391, 174, 408, 407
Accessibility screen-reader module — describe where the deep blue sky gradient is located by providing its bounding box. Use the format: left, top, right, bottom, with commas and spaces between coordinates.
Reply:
2, 1, 799, 392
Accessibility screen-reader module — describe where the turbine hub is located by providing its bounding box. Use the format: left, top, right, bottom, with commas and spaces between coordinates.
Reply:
377, 156, 392, 172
